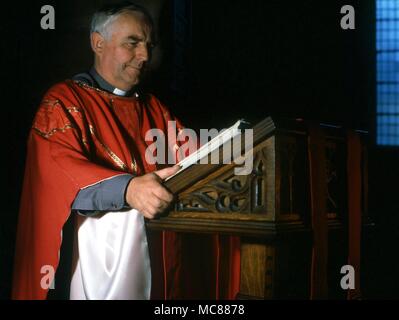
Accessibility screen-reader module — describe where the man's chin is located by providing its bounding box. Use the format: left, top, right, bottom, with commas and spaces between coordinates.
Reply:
121, 75, 139, 88
129, 78, 140, 88
124, 72, 140, 85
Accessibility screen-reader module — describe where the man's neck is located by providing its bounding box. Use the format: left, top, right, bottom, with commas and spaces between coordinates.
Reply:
90, 67, 130, 97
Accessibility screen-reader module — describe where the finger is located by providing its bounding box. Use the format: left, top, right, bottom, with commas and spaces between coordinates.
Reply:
144, 212, 156, 220
147, 200, 164, 215
154, 165, 181, 180
151, 185, 173, 203
139, 207, 151, 219
141, 207, 157, 220
147, 194, 170, 212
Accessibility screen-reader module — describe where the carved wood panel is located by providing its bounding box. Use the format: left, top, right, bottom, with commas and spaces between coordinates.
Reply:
175, 138, 274, 216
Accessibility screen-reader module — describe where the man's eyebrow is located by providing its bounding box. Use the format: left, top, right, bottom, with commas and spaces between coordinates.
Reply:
127, 35, 144, 41
126, 35, 151, 43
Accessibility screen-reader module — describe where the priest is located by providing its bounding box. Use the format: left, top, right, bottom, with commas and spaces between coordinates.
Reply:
12, 1, 240, 300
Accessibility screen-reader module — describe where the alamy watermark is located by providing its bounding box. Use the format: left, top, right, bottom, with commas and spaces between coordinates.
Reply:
40, 5, 355, 31
144, 121, 254, 176
340, 265, 355, 290
40, 5, 55, 30
340, 5, 355, 30
40, 265, 55, 290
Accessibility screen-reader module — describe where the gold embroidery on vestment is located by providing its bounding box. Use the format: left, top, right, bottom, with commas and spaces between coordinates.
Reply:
42, 99, 61, 107
67, 106, 81, 113
33, 124, 74, 138
131, 158, 138, 173
89, 125, 128, 171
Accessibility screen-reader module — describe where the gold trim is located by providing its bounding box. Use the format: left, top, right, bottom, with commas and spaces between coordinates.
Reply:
42, 99, 61, 107
73, 80, 140, 100
82, 138, 89, 148
131, 159, 137, 173
67, 106, 81, 113
33, 124, 74, 139
89, 125, 128, 171
74, 80, 106, 94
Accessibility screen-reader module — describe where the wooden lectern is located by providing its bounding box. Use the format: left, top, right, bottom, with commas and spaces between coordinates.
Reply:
147, 117, 369, 299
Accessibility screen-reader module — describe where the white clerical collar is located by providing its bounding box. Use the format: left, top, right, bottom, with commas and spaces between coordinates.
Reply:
89, 67, 138, 97
113, 88, 128, 96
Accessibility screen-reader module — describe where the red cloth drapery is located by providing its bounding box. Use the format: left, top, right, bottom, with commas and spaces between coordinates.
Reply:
12, 80, 240, 300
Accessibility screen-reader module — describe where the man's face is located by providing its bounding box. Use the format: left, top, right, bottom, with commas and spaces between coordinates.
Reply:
93, 11, 152, 91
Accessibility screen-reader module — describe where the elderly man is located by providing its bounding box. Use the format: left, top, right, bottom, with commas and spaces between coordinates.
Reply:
12, 2, 184, 300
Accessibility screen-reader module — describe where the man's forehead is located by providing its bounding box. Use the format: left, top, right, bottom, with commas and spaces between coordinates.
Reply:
110, 11, 152, 41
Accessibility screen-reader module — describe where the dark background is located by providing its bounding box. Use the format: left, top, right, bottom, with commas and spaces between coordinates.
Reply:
1, 0, 398, 299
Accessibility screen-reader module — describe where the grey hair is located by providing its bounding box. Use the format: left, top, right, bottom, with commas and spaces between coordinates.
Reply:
90, 1, 154, 39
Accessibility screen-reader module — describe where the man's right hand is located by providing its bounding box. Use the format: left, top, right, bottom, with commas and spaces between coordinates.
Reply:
125, 165, 180, 219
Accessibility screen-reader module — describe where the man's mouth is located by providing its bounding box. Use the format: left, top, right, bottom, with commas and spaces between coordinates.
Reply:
127, 65, 141, 71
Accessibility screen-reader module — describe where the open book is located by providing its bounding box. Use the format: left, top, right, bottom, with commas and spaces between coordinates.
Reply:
165, 119, 251, 181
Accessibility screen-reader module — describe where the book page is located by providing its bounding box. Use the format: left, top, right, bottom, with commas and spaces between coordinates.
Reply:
165, 119, 248, 181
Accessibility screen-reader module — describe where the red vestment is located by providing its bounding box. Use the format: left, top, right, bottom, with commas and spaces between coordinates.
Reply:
12, 80, 239, 299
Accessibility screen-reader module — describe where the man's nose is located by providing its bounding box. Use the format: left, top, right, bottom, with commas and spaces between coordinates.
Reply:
137, 43, 149, 62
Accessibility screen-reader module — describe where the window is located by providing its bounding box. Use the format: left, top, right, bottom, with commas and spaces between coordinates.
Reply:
376, 0, 399, 145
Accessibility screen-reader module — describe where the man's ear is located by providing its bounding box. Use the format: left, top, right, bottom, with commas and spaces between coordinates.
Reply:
91, 32, 105, 55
